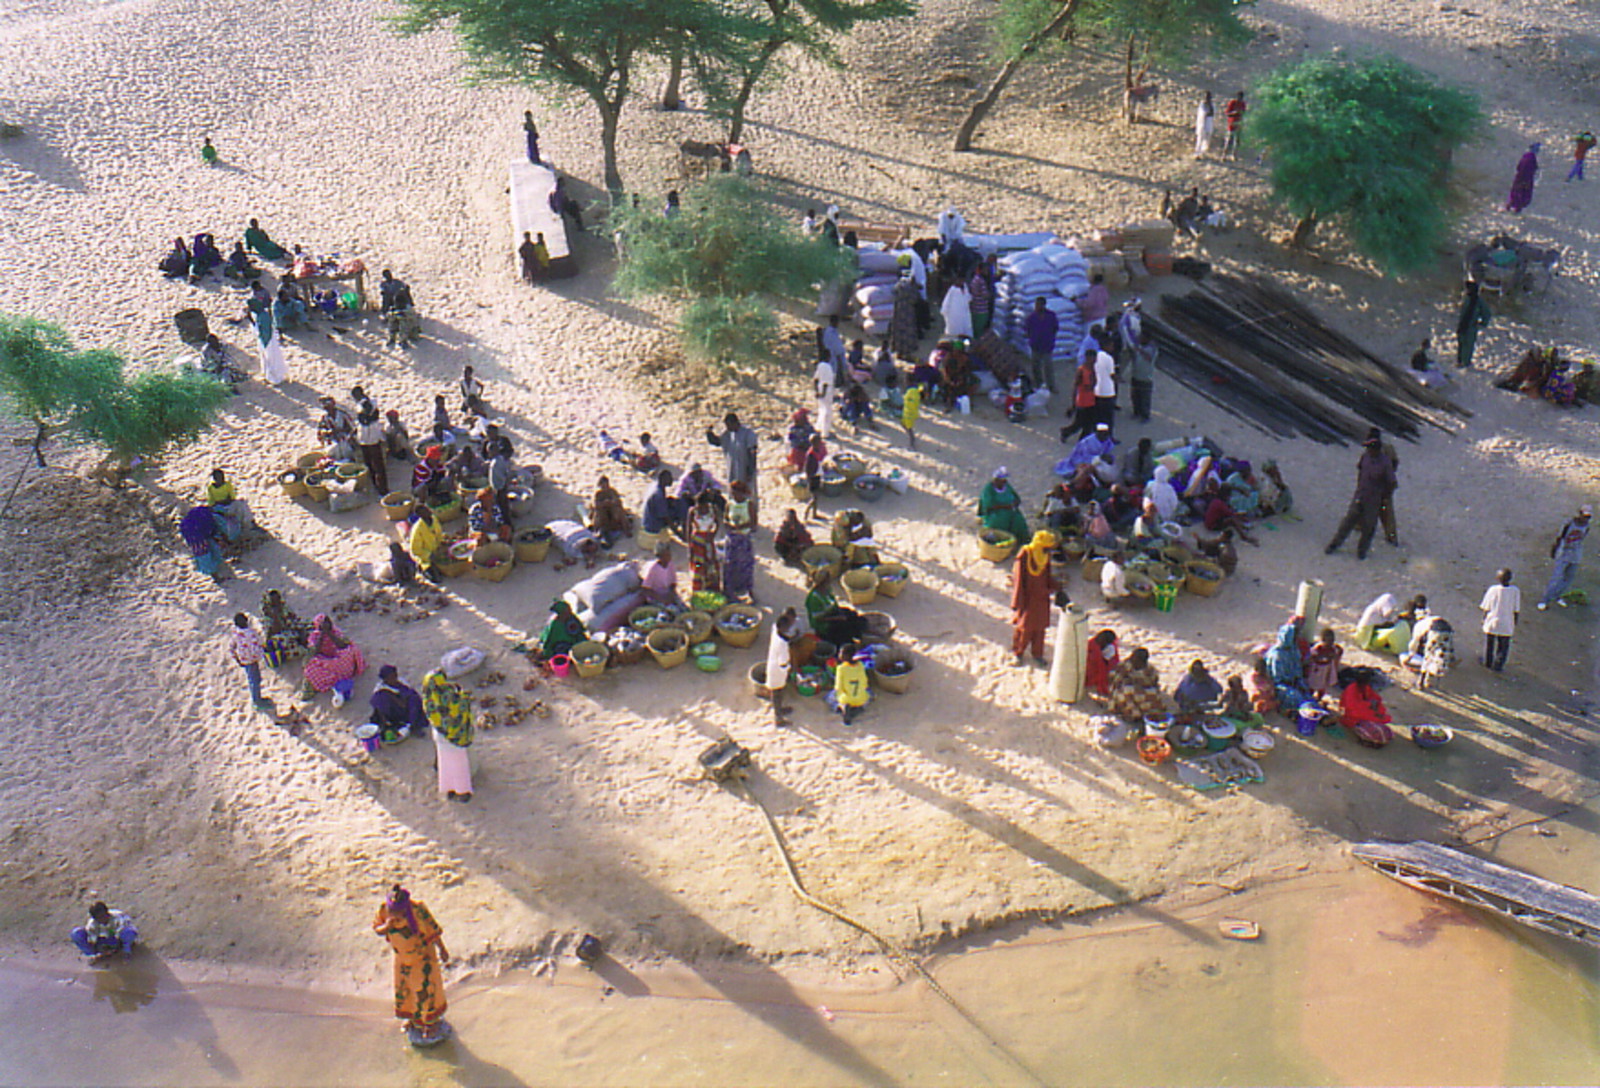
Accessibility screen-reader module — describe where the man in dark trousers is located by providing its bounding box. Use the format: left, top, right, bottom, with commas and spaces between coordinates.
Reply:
1324, 434, 1396, 560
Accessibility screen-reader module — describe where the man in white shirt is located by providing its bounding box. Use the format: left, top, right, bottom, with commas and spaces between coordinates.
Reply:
350, 385, 390, 495
813, 354, 837, 438
1479, 568, 1521, 672
1092, 341, 1118, 434
819, 315, 846, 370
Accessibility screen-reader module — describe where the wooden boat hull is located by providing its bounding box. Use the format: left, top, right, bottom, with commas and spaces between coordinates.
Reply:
1353, 840, 1600, 949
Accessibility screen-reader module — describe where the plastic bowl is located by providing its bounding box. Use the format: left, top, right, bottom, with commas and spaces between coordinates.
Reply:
1410, 724, 1453, 749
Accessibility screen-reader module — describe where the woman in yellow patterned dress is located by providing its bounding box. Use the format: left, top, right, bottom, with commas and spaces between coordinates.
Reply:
373, 884, 453, 1046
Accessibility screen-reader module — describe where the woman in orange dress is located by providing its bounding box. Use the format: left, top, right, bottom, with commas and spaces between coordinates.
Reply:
373, 885, 453, 1047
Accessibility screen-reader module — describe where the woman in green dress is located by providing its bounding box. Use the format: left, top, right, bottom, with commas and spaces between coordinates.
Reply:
978, 467, 1029, 543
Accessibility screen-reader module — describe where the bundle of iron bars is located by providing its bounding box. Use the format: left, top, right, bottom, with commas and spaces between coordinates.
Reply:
1150, 275, 1471, 444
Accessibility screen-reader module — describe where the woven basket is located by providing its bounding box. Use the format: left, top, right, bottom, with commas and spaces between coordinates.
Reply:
436, 540, 473, 578
515, 528, 552, 563
1125, 573, 1155, 601
471, 542, 515, 582
647, 627, 689, 669
608, 628, 651, 666
279, 469, 308, 499
570, 640, 610, 678
333, 462, 369, 491
678, 610, 715, 644
873, 563, 909, 598
1184, 560, 1225, 597
842, 568, 878, 606
381, 490, 414, 521
715, 604, 764, 649
430, 495, 464, 523
303, 472, 331, 504
296, 450, 325, 472
978, 529, 1016, 563
871, 647, 914, 694
861, 611, 897, 641
831, 452, 868, 482
801, 545, 843, 581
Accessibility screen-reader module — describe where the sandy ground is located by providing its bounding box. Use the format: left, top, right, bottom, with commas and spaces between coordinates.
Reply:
1, 0, 1599, 1017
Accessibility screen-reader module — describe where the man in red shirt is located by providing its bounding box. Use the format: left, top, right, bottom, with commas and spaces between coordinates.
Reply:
1222, 92, 1247, 160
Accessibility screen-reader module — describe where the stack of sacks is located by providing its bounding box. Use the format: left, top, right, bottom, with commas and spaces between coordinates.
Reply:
563, 562, 643, 632
994, 242, 1089, 371
853, 248, 900, 338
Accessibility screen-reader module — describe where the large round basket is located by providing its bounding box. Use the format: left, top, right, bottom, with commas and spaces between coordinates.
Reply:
296, 450, 325, 472
471, 542, 516, 582
1184, 560, 1225, 597
333, 462, 370, 491
801, 545, 843, 581
460, 474, 489, 495
1125, 573, 1155, 601
279, 469, 308, 499
873, 563, 909, 599
569, 640, 610, 678
1081, 553, 1107, 582
436, 540, 473, 578
715, 604, 764, 648
853, 474, 886, 504
429, 494, 464, 523
679, 610, 715, 644
748, 661, 772, 699
646, 626, 689, 669
819, 470, 848, 498
381, 490, 414, 521
861, 611, 897, 641
831, 452, 868, 482
1145, 561, 1184, 594
629, 604, 674, 631
303, 472, 331, 504
871, 646, 915, 694
606, 627, 651, 666
515, 528, 553, 563
842, 568, 879, 606
978, 529, 1016, 563
1061, 536, 1089, 560
1160, 543, 1194, 568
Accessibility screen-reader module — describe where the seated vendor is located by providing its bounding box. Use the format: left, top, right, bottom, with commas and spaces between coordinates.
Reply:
369, 665, 427, 743
159, 237, 190, 278
1173, 659, 1223, 719
588, 476, 632, 548
469, 487, 512, 544
260, 589, 311, 666
205, 467, 252, 542
531, 599, 587, 662
273, 286, 308, 331
641, 542, 683, 608
411, 445, 452, 502
774, 508, 814, 568
1341, 675, 1393, 747
244, 217, 289, 261
408, 506, 445, 582
383, 411, 414, 463
301, 614, 366, 707
223, 241, 260, 283
831, 508, 878, 569
978, 467, 1029, 543
1109, 648, 1166, 722
805, 571, 868, 646
640, 469, 680, 539
1100, 550, 1130, 603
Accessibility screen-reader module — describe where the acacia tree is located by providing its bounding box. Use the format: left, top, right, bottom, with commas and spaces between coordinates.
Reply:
0, 315, 230, 503
392, 0, 751, 193
952, 0, 1248, 151
1249, 55, 1481, 274
613, 175, 856, 365
695, 0, 914, 145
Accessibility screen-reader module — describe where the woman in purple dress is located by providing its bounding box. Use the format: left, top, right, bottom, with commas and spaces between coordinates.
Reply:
1506, 143, 1541, 212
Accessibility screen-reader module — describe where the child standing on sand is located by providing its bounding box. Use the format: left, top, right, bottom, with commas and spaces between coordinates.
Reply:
1303, 627, 1343, 698
901, 381, 923, 449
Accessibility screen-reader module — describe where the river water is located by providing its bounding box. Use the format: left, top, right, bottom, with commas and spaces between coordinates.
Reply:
5, 839, 1597, 1088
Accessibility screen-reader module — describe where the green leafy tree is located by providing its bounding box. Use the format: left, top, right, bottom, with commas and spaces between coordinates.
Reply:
952, 0, 1249, 150
613, 175, 856, 365
1248, 54, 1481, 274
695, 0, 915, 144
0, 314, 230, 475
392, 0, 753, 193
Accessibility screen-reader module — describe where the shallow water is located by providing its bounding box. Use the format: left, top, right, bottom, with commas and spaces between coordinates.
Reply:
4, 849, 1597, 1088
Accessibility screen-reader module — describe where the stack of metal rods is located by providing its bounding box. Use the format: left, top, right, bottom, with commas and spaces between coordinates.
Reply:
1150, 275, 1471, 445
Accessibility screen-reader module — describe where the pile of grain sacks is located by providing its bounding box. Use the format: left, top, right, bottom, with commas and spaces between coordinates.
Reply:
993, 242, 1090, 370
851, 249, 902, 338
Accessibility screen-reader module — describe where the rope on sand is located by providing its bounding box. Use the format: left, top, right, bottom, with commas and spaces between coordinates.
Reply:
732, 774, 1047, 1088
